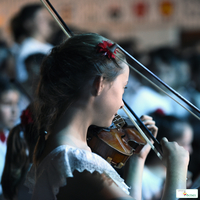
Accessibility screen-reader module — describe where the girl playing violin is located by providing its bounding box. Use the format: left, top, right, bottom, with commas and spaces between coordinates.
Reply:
25, 33, 189, 200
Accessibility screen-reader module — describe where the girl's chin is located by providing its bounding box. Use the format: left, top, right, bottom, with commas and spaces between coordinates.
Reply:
103, 120, 113, 128
96, 116, 114, 128
108, 118, 114, 127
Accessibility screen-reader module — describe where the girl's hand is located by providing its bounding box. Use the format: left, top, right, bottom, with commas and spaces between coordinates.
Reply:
134, 115, 158, 160
161, 137, 189, 168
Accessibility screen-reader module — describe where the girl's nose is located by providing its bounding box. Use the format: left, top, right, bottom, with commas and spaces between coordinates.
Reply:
119, 100, 124, 110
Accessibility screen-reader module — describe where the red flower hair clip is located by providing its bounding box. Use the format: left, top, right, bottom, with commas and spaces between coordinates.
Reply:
97, 40, 117, 59
20, 108, 34, 127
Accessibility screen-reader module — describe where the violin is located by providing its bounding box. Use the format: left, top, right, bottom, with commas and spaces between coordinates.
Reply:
87, 114, 147, 168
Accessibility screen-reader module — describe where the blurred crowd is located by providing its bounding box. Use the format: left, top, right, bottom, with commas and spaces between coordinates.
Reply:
0, 2, 200, 200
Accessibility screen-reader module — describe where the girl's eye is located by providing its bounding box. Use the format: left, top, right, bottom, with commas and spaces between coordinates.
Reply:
124, 86, 127, 89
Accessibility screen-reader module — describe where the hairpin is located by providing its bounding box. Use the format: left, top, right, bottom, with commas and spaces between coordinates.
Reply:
97, 40, 117, 59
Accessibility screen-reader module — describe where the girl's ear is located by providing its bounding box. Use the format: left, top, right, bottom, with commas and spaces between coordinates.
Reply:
91, 76, 105, 96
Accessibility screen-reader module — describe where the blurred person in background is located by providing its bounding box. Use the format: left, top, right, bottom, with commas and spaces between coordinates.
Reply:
186, 52, 200, 185
141, 109, 193, 200
0, 38, 29, 114
1, 104, 38, 200
9, 13, 27, 59
13, 3, 54, 83
0, 77, 20, 199
188, 53, 200, 113
23, 53, 46, 99
0, 42, 16, 80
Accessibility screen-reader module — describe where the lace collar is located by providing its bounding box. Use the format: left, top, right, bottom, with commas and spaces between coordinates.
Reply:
25, 145, 130, 196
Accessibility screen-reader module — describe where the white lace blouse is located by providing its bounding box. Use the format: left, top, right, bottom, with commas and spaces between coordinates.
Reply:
25, 145, 130, 200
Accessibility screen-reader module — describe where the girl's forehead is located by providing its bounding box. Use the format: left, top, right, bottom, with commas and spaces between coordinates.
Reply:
120, 62, 129, 76
114, 63, 129, 84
